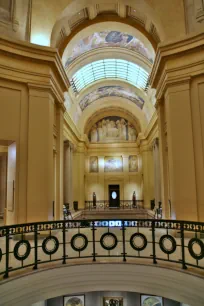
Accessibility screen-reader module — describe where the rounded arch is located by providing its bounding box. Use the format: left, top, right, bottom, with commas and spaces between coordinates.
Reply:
65, 47, 152, 79
58, 15, 158, 56
84, 107, 142, 137
61, 21, 155, 67
1, 263, 203, 306
77, 97, 149, 133
77, 79, 147, 104
50, 0, 166, 51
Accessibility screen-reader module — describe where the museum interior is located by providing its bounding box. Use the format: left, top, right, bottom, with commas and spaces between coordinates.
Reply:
0, 0, 204, 306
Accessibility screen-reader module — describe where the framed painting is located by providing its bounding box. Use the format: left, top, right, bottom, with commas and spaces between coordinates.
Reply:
141, 295, 163, 306
90, 156, 98, 173
104, 156, 123, 172
129, 155, 138, 172
64, 295, 85, 306
103, 297, 123, 306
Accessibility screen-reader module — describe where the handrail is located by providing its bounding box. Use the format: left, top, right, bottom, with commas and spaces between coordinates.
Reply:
0, 218, 204, 279
85, 200, 144, 210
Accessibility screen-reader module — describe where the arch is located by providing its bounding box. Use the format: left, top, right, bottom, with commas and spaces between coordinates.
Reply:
61, 21, 155, 67
78, 85, 145, 112
1, 263, 203, 306
77, 98, 148, 133
57, 15, 159, 55
84, 107, 141, 136
69, 58, 149, 93
66, 47, 152, 78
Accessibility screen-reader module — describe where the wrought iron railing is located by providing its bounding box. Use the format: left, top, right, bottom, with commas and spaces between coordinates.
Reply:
0, 219, 204, 280
85, 200, 144, 210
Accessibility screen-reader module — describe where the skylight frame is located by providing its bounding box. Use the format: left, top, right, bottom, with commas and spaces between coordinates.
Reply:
70, 59, 149, 93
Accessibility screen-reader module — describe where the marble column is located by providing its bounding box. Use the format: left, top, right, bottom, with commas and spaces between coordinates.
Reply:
64, 141, 73, 210
152, 138, 162, 208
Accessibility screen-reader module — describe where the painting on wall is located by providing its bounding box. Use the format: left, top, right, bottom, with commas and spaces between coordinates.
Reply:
0, 0, 12, 21
64, 295, 85, 306
90, 156, 98, 173
89, 116, 137, 143
129, 155, 138, 172
79, 86, 145, 111
64, 31, 154, 67
141, 295, 163, 306
104, 156, 123, 172
103, 297, 123, 306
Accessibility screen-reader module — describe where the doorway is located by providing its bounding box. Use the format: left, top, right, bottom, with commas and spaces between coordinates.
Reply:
109, 185, 120, 208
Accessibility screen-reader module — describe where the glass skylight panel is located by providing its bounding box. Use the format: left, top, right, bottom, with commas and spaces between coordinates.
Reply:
70, 59, 149, 92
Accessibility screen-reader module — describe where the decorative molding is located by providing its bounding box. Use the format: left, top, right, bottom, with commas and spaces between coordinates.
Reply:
150, 32, 204, 96
0, 35, 69, 107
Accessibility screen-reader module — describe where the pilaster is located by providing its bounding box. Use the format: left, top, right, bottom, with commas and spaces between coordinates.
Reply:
27, 85, 54, 222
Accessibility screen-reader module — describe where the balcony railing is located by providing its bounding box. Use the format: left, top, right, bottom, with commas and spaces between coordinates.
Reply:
85, 200, 144, 210
0, 219, 204, 280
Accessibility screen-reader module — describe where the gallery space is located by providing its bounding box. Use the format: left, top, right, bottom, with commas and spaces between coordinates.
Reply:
0, 1, 204, 306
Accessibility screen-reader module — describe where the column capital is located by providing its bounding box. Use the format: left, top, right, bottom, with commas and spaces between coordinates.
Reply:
152, 137, 159, 149
64, 140, 75, 151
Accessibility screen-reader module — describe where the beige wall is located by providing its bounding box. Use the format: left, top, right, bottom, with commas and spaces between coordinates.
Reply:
151, 33, 204, 221
85, 143, 153, 206
0, 36, 68, 224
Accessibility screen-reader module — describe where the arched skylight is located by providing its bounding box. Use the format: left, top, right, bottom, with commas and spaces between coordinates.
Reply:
70, 59, 149, 93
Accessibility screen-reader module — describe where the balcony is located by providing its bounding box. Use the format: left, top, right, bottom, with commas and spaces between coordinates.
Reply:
0, 218, 204, 281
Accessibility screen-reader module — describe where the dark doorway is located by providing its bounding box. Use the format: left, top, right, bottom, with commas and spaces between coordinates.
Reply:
109, 185, 120, 208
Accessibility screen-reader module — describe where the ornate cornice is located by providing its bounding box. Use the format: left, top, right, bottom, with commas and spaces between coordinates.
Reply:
150, 32, 204, 99
0, 35, 70, 105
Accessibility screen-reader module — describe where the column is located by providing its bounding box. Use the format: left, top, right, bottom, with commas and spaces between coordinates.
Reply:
157, 102, 170, 218
98, 156, 105, 200
123, 155, 129, 200
73, 143, 85, 209
55, 106, 64, 220
27, 86, 54, 222
64, 140, 73, 210
141, 144, 154, 209
165, 82, 198, 220
152, 138, 161, 208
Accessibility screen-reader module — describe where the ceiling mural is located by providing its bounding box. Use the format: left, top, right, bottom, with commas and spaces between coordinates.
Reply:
89, 116, 137, 143
65, 31, 154, 67
79, 86, 145, 111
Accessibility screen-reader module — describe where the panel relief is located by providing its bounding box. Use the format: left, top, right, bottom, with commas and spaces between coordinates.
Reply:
89, 116, 137, 143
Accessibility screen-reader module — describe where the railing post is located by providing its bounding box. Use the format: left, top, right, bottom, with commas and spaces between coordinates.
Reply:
92, 221, 96, 261
151, 221, 157, 264
180, 222, 187, 270
33, 223, 38, 270
62, 220, 66, 264
3, 227, 10, 279
122, 220, 126, 262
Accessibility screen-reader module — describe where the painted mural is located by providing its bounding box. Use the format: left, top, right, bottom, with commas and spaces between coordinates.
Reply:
129, 155, 138, 172
79, 86, 145, 111
104, 156, 123, 172
65, 31, 154, 67
0, 0, 11, 21
89, 116, 137, 143
89, 156, 98, 173
141, 295, 163, 306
